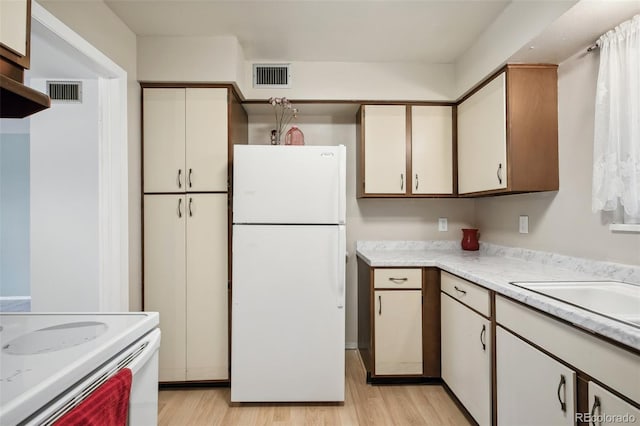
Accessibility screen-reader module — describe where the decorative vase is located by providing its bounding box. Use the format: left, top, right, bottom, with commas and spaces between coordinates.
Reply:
270, 129, 281, 145
461, 228, 479, 251
284, 126, 304, 145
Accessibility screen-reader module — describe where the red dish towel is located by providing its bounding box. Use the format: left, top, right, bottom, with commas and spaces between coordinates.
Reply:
55, 368, 133, 426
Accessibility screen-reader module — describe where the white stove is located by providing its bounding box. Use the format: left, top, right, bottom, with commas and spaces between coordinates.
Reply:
0, 312, 160, 425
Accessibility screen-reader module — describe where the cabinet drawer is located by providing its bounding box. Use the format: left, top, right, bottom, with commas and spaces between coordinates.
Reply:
496, 295, 640, 404
441, 271, 490, 317
374, 268, 422, 289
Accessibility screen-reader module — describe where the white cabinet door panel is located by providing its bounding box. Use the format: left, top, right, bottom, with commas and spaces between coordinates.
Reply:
458, 73, 507, 194
588, 382, 640, 426
441, 293, 491, 426
143, 195, 187, 382
186, 88, 228, 192
411, 106, 453, 194
374, 290, 423, 375
497, 326, 575, 426
186, 194, 229, 380
363, 105, 406, 194
0, 0, 28, 56
143, 89, 186, 193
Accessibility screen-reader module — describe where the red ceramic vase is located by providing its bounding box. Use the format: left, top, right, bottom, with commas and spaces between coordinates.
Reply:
461, 228, 479, 251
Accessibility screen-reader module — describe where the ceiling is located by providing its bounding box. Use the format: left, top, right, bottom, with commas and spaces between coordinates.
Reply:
104, 0, 512, 63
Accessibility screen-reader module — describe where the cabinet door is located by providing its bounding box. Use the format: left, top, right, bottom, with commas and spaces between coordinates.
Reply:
0, 0, 28, 58
441, 293, 491, 426
457, 72, 507, 194
143, 88, 186, 193
185, 194, 228, 380
588, 382, 640, 426
363, 105, 406, 194
411, 106, 453, 194
374, 290, 422, 375
496, 326, 575, 426
185, 88, 228, 192
143, 195, 187, 382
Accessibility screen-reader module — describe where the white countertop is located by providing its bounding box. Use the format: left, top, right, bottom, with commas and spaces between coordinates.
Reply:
356, 241, 640, 351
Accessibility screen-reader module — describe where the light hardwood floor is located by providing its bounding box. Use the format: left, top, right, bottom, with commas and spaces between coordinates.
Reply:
158, 350, 471, 425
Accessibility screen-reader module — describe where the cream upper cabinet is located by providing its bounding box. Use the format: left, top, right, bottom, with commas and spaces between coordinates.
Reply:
185, 89, 229, 192
0, 0, 28, 58
441, 292, 492, 426
411, 106, 453, 194
374, 290, 423, 375
143, 87, 228, 193
458, 73, 507, 194
361, 105, 407, 195
457, 65, 559, 196
358, 104, 454, 197
185, 194, 228, 381
143, 194, 187, 382
496, 326, 576, 426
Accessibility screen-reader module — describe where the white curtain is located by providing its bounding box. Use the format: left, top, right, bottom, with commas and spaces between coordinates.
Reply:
592, 14, 640, 217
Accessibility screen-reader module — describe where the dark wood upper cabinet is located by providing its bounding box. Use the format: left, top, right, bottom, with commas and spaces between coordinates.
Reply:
0, 0, 50, 118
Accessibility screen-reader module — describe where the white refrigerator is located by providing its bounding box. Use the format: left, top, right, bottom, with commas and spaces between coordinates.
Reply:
231, 145, 346, 402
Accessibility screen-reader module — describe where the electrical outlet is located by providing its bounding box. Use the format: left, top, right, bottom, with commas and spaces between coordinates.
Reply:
519, 215, 529, 234
438, 217, 448, 232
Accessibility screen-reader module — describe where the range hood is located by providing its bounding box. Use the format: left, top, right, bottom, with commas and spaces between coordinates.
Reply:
1, 74, 50, 118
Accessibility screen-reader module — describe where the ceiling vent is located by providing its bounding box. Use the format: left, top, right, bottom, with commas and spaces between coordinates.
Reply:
47, 81, 82, 103
253, 64, 291, 88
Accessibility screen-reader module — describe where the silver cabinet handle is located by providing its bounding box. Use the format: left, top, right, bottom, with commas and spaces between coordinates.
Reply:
188, 197, 193, 217
378, 295, 382, 315
590, 395, 601, 426
557, 374, 567, 412
388, 277, 408, 284
415, 173, 419, 190
177, 169, 183, 189
480, 324, 486, 351
177, 198, 182, 218
454, 286, 467, 295
497, 163, 503, 184
400, 174, 404, 190
188, 168, 193, 188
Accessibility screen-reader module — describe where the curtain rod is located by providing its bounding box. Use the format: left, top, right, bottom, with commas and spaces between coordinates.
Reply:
587, 42, 600, 53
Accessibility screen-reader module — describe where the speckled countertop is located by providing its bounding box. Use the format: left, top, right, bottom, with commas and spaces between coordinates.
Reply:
356, 241, 640, 351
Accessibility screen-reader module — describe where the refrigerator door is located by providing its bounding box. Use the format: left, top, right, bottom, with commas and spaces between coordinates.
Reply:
231, 224, 346, 402
233, 145, 346, 224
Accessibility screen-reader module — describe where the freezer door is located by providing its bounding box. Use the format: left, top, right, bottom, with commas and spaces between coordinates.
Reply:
231, 224, 346, 402
233, 145, 346, 224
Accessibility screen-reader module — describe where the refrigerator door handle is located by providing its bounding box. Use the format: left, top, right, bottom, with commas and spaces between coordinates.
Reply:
337, 225, 346, 308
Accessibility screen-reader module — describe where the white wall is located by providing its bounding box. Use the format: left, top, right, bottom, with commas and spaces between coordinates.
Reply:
0, 130, 30, 297
29, 78, 100, 311
476, 49, 640, 266
248, 116, 476, 346
39, 0, 142, 310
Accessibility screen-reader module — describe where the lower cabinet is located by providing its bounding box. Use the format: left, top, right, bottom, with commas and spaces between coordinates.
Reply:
588, 382, 640, 426
144, 193, 228, 382
496, 326, 576, 426
441, 292, 492, 426
374, 290, 423, 375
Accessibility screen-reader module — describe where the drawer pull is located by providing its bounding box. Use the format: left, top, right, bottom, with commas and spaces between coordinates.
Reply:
177, 169, 183, 189
454, 286, 467, 295
388, 277, 408, 284
497, 163, 503, 184
480, 324, 486, 351
590, 395, 600, 425
188, 197, 193, 217
400, 173, 404, 190
378, 295, 382, 315
177, 198, 182, 218
557, 374, 567, 412
415, 173, 419, 190
188, 168, 193, 188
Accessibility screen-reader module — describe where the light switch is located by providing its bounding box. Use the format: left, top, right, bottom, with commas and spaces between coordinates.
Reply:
438, 217, 448, 232
519, 215, 529, 234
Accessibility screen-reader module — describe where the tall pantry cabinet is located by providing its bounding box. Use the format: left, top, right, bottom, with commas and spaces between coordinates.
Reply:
141, 84, 248, 383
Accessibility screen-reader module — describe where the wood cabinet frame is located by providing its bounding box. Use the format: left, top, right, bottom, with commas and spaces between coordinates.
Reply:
357, 259, 441, 383
140, 82, 248, 385
356, 102, 457, 198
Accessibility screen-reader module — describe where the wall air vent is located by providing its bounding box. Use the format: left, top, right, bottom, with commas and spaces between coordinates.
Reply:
47, 81, 82, 103
253, 64, 291, 88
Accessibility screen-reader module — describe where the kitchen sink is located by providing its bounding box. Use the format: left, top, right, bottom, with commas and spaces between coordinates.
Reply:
510, 281, 640, 329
